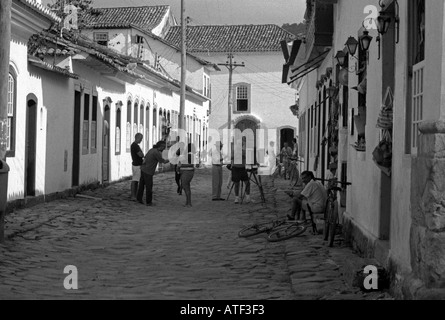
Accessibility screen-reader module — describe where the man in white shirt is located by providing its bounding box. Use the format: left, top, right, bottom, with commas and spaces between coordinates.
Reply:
209, 141, 225, 201
288, 171, 327, 221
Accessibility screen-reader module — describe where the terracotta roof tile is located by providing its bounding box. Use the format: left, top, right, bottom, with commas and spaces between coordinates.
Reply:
17, 0, 61, 22
165, 25, 295, 53
81, 6, 170, 31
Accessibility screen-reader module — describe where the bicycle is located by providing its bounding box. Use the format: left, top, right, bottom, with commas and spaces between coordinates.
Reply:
287, 157, 304, 187
270, 157, 283, 179
266, 206, 319, 242
314, 178, 351, 247
238, 218, 289, 238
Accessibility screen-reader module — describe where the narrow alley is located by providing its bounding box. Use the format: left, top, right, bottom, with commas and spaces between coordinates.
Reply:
0, 168, 392, 300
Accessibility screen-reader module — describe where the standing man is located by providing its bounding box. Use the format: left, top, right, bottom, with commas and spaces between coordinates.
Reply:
231, 139, 251, 204
130, 133, 144, 201
210, 141, 225, 201
137, 141, 170, 206
281, 142, 293, 180
292, 138, 299, 159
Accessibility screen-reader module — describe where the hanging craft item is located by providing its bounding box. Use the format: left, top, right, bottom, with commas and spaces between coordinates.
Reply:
354, 106, 367, 136
377, 87, 394, 130
338, 68, 349, 86
372, 130, 392, 176
313, 154, 319, 172
352, 76, 367, 95
351, 138, 366, 152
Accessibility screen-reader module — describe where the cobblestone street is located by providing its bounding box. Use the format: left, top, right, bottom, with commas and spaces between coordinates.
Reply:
0, 168, 393, 300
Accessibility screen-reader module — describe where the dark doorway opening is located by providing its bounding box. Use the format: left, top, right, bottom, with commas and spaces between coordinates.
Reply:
72, 91, 81, 187
25, 98, 37, 196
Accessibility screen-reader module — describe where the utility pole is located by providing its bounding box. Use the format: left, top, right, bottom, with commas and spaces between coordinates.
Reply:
179, 0, 186, 131
0, 0, 12, 242
218, 53, 244, 130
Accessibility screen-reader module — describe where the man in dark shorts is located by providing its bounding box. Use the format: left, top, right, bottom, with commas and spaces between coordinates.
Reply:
231, 139, 251, 204
130, 133, 144, 201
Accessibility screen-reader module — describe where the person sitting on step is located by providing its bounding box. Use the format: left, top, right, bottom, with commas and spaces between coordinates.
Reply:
287, 171, 327, 222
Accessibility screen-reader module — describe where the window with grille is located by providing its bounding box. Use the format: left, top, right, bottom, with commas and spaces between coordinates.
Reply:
412, 62, 424, 154
407, 0, 425, 155
94, 32, 109, 46
7, 72, 16, 156
234, 84, 250, 112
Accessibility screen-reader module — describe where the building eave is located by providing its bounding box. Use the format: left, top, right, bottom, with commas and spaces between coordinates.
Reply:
28, 55, 79, 79
12, 1, 58, 38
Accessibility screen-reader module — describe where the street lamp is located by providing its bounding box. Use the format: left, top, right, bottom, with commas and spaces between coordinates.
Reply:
359, 30, 373, 52
345, 36, 359, 57
326, 85, 339, 99
377, 12, 392, 35
335, 50, 346, 67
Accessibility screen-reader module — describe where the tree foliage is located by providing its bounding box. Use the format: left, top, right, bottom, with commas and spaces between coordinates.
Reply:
281, 22, 307, 38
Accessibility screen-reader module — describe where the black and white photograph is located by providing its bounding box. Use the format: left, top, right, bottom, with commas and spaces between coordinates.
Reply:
0, 0, 441, 304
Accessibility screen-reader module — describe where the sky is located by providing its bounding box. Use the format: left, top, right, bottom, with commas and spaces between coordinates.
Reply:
43, 0, 306, 26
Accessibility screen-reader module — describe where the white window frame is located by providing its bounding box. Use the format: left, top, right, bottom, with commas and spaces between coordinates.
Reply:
94, 32, 109, 46
203, 74, 210, 98
411, 61, 425, 155
7, 72, 15, 155
234, 83, 251, 113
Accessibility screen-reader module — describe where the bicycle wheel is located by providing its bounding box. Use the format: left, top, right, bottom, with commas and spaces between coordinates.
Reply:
267, 224, 306, 242
238, 220, 283, 238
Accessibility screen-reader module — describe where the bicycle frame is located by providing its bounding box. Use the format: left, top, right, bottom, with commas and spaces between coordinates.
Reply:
314, 178, 351, 247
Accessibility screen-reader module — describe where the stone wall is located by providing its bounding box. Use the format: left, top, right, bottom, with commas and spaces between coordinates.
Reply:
410, 120, 445, 299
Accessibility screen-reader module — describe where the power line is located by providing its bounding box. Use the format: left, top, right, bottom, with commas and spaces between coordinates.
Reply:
217, 53, 245, 129
233, 70, 296, 102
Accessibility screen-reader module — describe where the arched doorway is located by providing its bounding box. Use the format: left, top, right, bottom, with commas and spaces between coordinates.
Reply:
279, 127, 295, 162
235, 118, 258, 164
25, 95, 38, 196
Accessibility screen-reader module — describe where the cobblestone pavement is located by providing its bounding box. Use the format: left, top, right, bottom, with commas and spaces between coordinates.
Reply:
0, 167, 393, 300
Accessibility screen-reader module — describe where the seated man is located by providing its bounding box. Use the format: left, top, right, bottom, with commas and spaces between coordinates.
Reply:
287, 171, 327, 221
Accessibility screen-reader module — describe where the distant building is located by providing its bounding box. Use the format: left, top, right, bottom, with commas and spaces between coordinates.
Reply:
165, 24, 299, 162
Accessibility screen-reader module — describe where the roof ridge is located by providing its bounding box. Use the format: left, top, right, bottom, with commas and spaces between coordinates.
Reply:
171, 23, 285, 27
92, 5, 170, 10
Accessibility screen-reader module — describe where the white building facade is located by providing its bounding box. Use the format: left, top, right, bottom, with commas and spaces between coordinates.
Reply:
5, 3, 213, 206
291, 0, 445, 299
